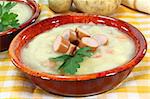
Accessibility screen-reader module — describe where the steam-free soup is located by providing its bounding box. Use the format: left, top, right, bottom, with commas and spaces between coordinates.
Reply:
21, 24, 135, 75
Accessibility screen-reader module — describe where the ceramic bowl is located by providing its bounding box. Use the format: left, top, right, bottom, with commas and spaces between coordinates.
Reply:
9, 15, 147, 96
0, 0, 40, 51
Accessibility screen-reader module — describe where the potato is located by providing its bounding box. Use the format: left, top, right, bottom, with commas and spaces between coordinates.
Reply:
48, 0, 73, 13
73, 0, 122, 15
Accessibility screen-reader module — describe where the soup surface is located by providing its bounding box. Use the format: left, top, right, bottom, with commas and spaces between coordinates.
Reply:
21, 23, 135, 75
0, 1, 33, 24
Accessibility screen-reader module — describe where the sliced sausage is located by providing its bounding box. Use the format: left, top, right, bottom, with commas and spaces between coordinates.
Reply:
53, 36, 70, 53
78, 37, 99, 52
71, 39, 80, 46
75, 27, 91, 39
73, 46, 80, 54
92, 34, 108, 46
70, 30, 78, 42
62, 29, 77, 42
62, 29, 70, 40
66, 44, 76, 55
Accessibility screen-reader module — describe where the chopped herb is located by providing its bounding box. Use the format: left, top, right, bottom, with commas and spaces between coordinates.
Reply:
0, 2, 20, 32
50, 47, 93, 75
51, 54, 72, 61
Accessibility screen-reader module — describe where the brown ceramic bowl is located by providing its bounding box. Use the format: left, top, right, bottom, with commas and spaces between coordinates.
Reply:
9, 15, 147, 96
0, 0, 40, 52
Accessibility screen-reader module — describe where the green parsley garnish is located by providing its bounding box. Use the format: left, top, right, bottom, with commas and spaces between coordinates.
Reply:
51, 47, 93, 75
0, 2, 20, 32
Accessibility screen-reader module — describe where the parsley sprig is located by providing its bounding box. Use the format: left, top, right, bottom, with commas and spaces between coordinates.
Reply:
51, 47, 93, 75
0, 2, 20, 32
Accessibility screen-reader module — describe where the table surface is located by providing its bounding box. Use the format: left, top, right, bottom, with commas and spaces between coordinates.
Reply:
0, 1, 150, 99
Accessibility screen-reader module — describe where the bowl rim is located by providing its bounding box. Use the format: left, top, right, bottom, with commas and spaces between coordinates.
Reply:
9, 14, 147, 81
0, 0, 40, 36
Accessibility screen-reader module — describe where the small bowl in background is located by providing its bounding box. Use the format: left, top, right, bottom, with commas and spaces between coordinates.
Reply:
0, 0, 40, 51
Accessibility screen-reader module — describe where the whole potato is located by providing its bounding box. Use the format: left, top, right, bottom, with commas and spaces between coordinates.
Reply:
48, 0, 72, 13
73, 0, 122, 15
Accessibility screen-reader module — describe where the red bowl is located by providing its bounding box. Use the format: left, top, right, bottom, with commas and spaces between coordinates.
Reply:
9, 15, 147, 96
0, 0, 40, 51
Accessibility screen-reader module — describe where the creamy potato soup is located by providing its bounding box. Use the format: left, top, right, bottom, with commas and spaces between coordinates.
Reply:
21, 24, 135, 75
0, 1, 33, 24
